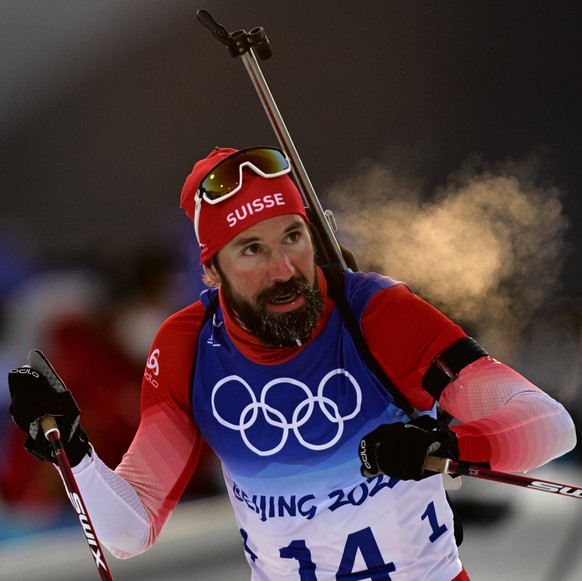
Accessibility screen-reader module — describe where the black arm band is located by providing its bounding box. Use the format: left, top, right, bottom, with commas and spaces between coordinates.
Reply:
422, 337, 488, 400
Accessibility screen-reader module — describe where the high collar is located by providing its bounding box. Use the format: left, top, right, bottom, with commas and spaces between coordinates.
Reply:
218, 266, 334, 365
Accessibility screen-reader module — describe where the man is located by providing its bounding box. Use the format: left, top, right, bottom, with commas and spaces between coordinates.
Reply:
8, 146, 577, 580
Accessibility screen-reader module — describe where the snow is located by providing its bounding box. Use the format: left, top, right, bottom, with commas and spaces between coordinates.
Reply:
1, 463, 581, 580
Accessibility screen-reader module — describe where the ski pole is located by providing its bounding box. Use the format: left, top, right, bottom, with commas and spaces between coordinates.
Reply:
424, 455, 582, 500
40, 416, 114, 580
196, 9, 349, 270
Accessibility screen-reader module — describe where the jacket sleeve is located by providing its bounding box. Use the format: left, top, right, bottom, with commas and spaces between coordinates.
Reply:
441, 356, 576, 472
360, 284, 466, 411
360, 284, 576, 472
71, 303, 207, 558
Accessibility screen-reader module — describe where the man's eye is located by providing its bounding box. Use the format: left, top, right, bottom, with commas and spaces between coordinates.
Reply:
243, 244, 261, 255
287, 231, 301, 242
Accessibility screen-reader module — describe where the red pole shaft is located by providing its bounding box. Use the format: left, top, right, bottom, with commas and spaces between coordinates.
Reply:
42, 419, 114, 580
431, 456, 582, 500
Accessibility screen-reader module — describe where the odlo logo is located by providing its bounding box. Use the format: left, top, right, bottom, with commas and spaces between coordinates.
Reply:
144, 348, 160, 388
9, 368, 40, 378
359, 439, 372, 471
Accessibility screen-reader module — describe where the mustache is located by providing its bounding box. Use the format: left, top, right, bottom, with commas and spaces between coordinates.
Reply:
257, 277, 311, 303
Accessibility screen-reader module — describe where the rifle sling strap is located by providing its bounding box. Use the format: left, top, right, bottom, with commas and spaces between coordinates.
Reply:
200, 266, 487, 417
321, 264, 417, 417
321, 264, 488, 415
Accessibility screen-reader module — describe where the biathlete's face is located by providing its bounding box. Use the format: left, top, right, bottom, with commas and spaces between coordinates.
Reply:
203, 214, 324, 347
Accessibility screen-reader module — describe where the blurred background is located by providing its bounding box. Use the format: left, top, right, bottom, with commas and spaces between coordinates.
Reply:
1, 1, 581, 579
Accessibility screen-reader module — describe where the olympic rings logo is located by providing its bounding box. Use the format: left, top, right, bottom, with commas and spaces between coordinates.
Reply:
211, 369, 362, 456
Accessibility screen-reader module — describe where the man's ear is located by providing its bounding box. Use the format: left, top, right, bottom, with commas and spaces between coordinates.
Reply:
203, 260, 221, 285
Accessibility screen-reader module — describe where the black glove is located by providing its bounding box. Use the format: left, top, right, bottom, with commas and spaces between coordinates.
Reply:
358, 415, 459, 481
8, 349, 90, 466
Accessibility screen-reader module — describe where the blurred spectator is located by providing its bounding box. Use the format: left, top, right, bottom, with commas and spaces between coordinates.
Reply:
1, 245, 221, 537
0, 265, 108, 532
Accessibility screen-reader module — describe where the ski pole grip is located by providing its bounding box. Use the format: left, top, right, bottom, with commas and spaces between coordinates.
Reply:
40, 415, 60, 439
424, 455, 449, 473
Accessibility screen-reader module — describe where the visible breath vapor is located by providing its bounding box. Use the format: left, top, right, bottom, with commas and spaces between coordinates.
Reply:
328, 154, 569, 359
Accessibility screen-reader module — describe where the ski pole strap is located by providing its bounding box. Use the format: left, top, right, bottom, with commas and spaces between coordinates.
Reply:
422, 337, 488, 399
322, 264, 416, 417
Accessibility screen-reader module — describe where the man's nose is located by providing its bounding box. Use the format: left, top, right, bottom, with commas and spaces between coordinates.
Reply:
268, 249, 295, 282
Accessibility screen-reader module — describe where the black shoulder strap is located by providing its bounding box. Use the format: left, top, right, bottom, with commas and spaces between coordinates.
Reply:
321, 264, 417, 417
321, 265, 488, 417
201, 273, 486, 418
196, 287, 412, 415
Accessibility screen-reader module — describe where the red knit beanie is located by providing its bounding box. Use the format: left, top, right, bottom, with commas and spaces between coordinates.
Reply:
180, 148, 308, 262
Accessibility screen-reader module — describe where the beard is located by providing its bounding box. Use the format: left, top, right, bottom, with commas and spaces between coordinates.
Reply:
220, 268, 325, 348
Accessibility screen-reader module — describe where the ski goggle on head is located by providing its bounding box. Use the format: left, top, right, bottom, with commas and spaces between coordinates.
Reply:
194, 146, 292, 240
